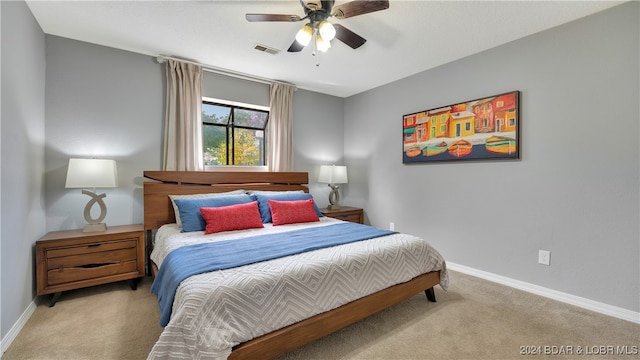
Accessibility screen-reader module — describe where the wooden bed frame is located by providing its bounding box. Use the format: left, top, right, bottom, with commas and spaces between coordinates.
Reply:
143, 171, 441, 360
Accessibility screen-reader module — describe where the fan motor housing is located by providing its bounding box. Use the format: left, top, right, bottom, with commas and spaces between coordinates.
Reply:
301, 0, 334, 13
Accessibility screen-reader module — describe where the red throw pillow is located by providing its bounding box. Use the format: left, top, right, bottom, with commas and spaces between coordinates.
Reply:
268, 199, 320, 226
200, 201, 264, 234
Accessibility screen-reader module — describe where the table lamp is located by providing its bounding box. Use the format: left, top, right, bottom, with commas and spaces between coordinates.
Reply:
318, 165, 348, 210
65, 158, 118, 232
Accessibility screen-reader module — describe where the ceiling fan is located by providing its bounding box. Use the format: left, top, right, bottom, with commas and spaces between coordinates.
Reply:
246, 0, 389, 54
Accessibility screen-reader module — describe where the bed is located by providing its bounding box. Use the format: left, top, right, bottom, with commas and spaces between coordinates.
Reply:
143, 171, 448, 360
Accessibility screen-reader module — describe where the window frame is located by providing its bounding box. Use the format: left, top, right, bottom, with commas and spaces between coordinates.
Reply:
202, 97, 270, 171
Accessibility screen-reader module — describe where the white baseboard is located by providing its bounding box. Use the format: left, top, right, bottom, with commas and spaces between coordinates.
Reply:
446, 262, 640, 324
1, 300, 36, 355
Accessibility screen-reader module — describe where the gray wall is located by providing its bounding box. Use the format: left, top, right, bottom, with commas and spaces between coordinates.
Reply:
293, 89, 345, 203
43, 36, 344, 234
342, 2, 639, 312
44, 36, 165, 232
202, 71, 346, 202
0, 1, 46, 339
202, 71, 270, 107
202, 72, 346, 203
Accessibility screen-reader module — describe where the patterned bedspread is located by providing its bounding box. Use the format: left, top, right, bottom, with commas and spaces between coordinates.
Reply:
148, 217, 449, 360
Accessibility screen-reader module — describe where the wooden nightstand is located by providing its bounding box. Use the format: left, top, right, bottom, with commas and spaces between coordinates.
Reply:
36, 224, 145, 306
320, 206, 364, 224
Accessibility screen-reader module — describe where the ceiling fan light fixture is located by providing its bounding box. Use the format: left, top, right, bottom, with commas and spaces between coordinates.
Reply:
295, 24, 314, 46
316, 34, 331, 52
318, 20, 336, 41
247, 0, 389, 54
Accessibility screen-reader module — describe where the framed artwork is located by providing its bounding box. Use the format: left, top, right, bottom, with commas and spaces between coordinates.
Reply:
402, 90, 520, 163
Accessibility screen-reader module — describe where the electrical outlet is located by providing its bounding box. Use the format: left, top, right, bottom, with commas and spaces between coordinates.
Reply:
389, 222, 395, 231
538, 250, 551, 266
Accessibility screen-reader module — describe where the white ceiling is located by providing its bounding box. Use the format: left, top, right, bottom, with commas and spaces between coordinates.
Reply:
26, 0, 624, 98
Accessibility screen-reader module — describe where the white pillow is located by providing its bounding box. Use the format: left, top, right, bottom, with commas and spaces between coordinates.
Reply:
169, 190, 246, 227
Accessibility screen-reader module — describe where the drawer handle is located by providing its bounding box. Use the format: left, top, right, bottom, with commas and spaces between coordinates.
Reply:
87, 244, 101, 248
79, 262, 115, 268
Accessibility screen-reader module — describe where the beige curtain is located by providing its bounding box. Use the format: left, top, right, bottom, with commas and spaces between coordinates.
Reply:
268, 82, 295, 171
162, 60, 204, 171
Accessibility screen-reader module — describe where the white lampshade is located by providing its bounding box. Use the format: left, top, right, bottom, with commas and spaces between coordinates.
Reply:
65, 158, 118, 189
318, 20, 336, 41
295, 24, 314, 46
316, 34, 331, 52
318, 165, 348, 184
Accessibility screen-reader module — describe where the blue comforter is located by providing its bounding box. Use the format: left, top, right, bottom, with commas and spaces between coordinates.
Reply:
151, 222, 396, 326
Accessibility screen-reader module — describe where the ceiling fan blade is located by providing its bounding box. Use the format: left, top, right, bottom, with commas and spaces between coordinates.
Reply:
331, 0, 389, 19
333, 24, 366, 49
287, 39, 305, 52
245, 14, 302, 22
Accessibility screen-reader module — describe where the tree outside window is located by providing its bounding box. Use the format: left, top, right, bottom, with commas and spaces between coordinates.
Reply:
202, 101, 268, 166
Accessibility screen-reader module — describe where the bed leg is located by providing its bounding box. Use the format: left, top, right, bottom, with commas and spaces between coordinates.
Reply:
425, 287, 436, 302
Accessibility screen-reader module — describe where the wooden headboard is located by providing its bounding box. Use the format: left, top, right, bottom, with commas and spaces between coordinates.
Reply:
143, 171, 309, 230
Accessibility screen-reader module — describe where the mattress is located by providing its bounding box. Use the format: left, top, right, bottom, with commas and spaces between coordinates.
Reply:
148, 217, 449, 359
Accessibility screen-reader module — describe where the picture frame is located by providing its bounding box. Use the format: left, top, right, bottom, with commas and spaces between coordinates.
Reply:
403, 90, 520, 163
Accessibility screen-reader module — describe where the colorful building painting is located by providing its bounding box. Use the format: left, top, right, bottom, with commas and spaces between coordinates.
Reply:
403, 113, 418, 144
472, 98, 495, 133
448, 111, 475, 138
415, 111, 429, 143
492, 93, 517, 132
427, 107, 451, 139
402, 90, 520, 163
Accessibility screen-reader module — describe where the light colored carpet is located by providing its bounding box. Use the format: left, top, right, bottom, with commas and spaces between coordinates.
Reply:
2, 271, 638, 360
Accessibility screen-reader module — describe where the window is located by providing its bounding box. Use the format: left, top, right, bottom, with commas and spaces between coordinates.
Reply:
202, 99, 269, 166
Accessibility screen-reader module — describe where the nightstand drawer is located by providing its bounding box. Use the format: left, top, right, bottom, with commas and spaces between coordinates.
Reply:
320, 207, 364, 224
330, 213, 362, 223
47, 244, 137, 270
48, 260, 138, 286
46, 239, 137, 259
45, 239, 139, 286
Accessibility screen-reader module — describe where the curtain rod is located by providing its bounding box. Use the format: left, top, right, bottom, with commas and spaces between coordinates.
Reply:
156, 55, 297, 90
